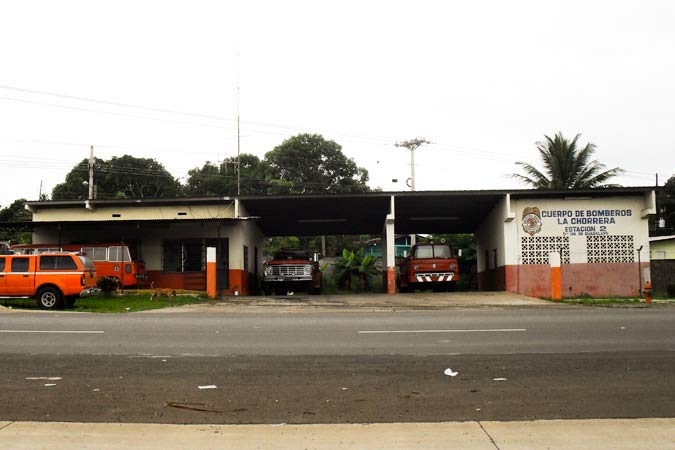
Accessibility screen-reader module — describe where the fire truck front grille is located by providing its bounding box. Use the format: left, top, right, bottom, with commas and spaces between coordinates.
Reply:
270, 265, 307, 276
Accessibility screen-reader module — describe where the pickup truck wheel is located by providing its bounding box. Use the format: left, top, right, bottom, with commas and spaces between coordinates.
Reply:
37, 287, 64, 310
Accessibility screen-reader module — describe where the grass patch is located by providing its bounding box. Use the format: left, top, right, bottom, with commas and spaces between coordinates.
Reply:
1, 293, 210, 313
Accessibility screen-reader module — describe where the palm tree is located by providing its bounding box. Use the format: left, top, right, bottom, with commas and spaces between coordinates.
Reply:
513, 132, 623, 189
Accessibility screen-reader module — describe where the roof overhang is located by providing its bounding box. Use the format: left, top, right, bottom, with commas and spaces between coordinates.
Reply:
11, 187, 656, 237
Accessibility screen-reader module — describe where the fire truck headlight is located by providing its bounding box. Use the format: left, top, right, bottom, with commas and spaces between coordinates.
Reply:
412, 265, 419, 271
303, 265, 312, 275
449, 263, 457, 270
264, 266, 273, 276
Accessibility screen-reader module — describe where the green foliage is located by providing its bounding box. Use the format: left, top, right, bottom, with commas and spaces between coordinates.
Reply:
183, 154, 265, 196
0, 198, 32, 244
96, 276, 120, 294
513, 132, 623, 189
332, 248, 380, 291
264, 235, 375, 259
264, 237, 302, 258
263, 133, 370, 194
653, 174, 675, 233
52, 155, 181, 200
0, 198, 32, 222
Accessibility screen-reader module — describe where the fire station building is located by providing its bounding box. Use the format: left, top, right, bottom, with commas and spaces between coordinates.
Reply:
16, 186, 655, 298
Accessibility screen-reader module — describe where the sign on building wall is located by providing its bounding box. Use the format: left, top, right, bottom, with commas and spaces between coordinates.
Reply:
515, 197, 647, 265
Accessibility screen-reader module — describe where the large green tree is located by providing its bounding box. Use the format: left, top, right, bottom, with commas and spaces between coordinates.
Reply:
183, 154, 266, 196
655, 174, 675, 233
0, 198, 32, 243
513, 132, 623, 189
52, 155, 181, 200
262, 134, 370, 194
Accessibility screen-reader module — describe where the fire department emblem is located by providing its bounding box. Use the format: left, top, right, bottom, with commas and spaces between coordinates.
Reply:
522, 207, 542, 236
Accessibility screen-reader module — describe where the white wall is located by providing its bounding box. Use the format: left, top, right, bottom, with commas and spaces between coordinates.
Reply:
228, 220, 265, 272
32, 203, 235, 222
511, 195, 651, 265
475, 196, 509, 272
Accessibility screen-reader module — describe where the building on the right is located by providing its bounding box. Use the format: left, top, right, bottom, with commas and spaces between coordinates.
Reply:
649, 235, 675, 296
476, 189, 656, 298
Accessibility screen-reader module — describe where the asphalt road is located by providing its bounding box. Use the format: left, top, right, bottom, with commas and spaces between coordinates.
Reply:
1, 307, 673, 424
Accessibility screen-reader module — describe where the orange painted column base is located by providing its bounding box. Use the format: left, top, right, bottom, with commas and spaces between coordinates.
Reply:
228, 269, 248, 296
551, 266, 562, 300
206, 247, 217, 298
206, 262, 216, 298
387, 267, 396, 295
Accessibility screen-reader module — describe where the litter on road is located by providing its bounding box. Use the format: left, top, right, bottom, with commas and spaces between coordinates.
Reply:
26, 377, 62, 381
165, 402, 222, 413
493, 378, 508, 381
444, 368, 458, 376
198, 385, 217, 390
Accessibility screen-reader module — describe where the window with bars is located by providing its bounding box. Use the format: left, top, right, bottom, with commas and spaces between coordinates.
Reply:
521, 236, 570, 264
586, 235, 635, 263
162, 239, 206, 272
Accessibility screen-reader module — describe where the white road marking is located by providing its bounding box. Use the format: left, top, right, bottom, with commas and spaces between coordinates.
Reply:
358, 328, 526, 334
0, 330, 104, 334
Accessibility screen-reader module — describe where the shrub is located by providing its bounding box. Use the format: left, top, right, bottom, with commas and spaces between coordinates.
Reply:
97, 276, 119, 294
332, 248, 380, 291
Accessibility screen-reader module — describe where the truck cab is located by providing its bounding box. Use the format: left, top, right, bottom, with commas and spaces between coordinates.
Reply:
397, 243, 459, 292
262, 248, 322, 295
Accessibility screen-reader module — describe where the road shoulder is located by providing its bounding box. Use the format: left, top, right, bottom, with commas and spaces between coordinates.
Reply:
1, 419, 673, 450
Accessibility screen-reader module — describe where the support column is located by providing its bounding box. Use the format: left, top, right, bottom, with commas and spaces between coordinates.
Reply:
550, 251, 562, 300
206, 247, 216, 298
383, 196, 396, 294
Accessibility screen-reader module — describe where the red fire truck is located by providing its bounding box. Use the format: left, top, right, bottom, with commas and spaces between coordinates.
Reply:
397, 243, 460, 292
11, 242, 149, 288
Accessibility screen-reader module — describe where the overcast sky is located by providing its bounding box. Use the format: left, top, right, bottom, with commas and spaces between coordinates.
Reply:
1, 0, 673, 208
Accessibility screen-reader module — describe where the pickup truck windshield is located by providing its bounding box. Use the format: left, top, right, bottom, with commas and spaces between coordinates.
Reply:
273, 250, 309, 260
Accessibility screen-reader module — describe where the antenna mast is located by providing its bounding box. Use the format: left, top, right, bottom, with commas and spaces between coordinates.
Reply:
236, 46, 241, 196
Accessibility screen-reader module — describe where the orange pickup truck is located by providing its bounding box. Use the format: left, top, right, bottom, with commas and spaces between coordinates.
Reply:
0, 252, 99, 309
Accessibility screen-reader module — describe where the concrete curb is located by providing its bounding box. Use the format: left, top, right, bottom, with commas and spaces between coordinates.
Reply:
0, 418, 673, 450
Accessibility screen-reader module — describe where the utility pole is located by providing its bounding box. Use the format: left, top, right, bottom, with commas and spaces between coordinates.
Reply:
395, 138, 430, 191
395, 138, 430, 248
88, 145, 95, 200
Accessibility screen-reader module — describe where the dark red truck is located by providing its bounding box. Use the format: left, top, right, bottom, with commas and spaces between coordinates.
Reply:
261, 248, 322, 295
397, 243, 459, 292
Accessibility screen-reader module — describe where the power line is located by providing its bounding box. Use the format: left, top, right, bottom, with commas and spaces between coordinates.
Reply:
0, 95, 231, 130
0, 84, 231, 121
0, 84, 400, 146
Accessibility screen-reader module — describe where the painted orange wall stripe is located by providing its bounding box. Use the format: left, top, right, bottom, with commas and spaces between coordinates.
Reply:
550, 251, 562, 301
206, 247, 216, 299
